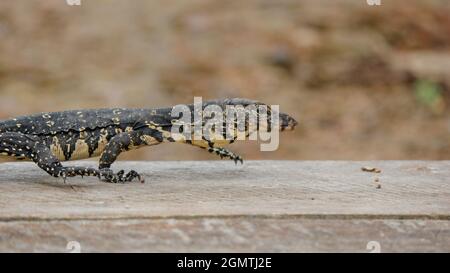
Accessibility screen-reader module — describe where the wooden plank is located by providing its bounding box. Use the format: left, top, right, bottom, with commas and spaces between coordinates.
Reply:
0, 218, 448, 253
0, 161, 449, 219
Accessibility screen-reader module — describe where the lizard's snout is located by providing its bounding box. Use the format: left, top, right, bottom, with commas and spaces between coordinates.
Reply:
279, 113, 298, 131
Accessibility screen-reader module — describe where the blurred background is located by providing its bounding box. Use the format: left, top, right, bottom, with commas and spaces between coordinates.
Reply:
0, 0, 449, 161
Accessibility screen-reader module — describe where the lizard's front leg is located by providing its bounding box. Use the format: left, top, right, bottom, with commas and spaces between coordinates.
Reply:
98, 131, 148, 183
184, 138, 244, 164
206, 147, 244, 164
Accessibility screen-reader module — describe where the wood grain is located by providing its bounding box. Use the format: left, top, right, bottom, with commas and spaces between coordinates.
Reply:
0, 218, 448, 253
0, 161, 449, 252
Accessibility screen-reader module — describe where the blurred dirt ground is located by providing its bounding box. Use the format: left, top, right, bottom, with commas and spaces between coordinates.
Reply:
0, 0, 449, 161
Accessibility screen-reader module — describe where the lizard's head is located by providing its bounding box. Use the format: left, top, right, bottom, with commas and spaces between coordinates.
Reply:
213, 98, 298, 132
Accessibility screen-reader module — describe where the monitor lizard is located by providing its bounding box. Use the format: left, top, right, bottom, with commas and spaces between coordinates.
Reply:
0, 98, 297, 183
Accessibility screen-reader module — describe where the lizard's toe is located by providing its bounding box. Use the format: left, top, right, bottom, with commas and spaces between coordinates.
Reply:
99, 169, 144, 183
99, 169, 119, 183
58, 166, 100, 182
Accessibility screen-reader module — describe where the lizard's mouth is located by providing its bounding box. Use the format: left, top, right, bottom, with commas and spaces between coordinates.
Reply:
279, 113, 298, 131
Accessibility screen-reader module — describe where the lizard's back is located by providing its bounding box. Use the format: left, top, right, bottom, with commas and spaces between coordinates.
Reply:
0, 108, 173, 136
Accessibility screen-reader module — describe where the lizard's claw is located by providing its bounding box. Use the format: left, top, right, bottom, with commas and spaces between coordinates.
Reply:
234, 156, 244, 165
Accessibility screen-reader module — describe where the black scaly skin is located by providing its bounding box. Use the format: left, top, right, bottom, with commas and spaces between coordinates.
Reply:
0, 98, 297, 183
